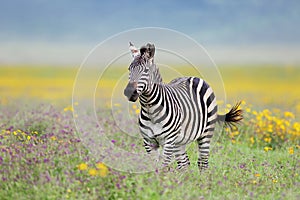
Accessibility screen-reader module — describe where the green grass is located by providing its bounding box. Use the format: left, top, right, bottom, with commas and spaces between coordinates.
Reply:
0, 104, 299, 200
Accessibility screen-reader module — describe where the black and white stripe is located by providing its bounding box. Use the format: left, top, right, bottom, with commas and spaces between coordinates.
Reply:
124, 43, 242, 171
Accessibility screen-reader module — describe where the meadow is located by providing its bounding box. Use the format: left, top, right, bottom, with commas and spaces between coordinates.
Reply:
0, 65, 299, 199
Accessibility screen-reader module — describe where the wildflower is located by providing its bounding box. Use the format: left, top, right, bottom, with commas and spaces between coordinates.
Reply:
288, 147, 294, 155
63, 105, 74, 112
254, 173, 260, 177
132, 104, 137, 109
27, 135, 31, 141
77, 163, 88, 171
264, 137, 272, 143
226, 103, 232, 108
135, 109, 140, 114
96, 162, 106, 170
272, 179, 278, 183
264, 147, 272, 152
67, 189, 72, 193
96, 162, 109, 177
50, 136, 57, 141
32, 131, 39, 135
88, 168, 98, 176
284, 111, 295, 119
267, 125, 273, 132
250, 137, 255, 144
293, 122, 300, 132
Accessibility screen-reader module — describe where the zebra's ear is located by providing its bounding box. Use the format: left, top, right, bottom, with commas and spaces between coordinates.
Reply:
129, 42, 139, 58
140, 43, 155, 60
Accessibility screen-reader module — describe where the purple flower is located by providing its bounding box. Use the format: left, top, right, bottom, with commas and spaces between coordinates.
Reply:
240, 163, 246, 169
111, 140, 116, 144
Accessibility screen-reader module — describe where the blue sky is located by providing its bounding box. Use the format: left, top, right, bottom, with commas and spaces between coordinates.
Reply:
1, 0, 300, 64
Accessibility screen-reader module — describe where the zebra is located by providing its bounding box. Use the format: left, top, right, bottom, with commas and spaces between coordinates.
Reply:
124, 42, 242, 171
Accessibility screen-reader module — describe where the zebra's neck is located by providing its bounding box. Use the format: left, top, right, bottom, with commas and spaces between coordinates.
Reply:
139, 64, 163, 110
149, 63, 163, 86
139, 83, 163, 112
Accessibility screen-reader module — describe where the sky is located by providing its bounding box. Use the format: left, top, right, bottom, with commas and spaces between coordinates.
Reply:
0, 0, 299, 65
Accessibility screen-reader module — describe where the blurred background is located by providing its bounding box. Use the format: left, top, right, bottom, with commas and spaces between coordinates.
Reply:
0, 0, 300, 111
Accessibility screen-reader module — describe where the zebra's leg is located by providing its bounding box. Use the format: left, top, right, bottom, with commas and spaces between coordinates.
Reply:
174, 144, 190, 170
160, 132, 179, 167
143, 136, 159, 154
197, 131, 214, 171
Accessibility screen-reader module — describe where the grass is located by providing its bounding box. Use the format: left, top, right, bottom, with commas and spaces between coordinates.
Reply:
0, 65, 300, 199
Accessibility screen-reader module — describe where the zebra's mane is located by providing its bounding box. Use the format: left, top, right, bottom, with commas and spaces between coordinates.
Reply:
149, 62, 163, 85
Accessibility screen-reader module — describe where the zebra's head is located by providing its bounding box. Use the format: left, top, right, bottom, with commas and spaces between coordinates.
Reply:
124, 42, 156, 102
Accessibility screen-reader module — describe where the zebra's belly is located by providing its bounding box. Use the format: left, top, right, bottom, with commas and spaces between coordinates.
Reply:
175, 116, 204, 145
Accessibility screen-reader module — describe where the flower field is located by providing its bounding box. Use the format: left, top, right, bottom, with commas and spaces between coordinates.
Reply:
0, 65, 299, 199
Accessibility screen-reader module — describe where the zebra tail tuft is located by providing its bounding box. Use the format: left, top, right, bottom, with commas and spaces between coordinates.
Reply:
217, 101, 243, 129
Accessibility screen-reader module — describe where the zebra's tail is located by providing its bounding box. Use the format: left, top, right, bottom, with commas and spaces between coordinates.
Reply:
217, 102, 243, 128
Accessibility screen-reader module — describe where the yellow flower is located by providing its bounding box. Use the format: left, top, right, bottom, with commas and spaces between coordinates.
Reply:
64, 105, 74, 112
289, 147, 294, 155
272, 179, 278, 183
88, 168, 98, 176
254, 173, 261, 177
293, 122, 300, 132
50, 136, 57, 141
96, 162, 109, 177
250, 137, 255, 144
32, 131, 39, 135
132, 104, 137, 109
77, 163, 88, 171
27, 135, 31, 140
264, 147, 272, 152
284, 111, 295, 119
264, 137, 272, 143
96, 162, 106, 169
267, 125, 273, 132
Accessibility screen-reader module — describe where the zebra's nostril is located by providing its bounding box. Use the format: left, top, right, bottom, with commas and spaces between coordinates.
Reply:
124, 82, 138, 101
124, 88, 135, 97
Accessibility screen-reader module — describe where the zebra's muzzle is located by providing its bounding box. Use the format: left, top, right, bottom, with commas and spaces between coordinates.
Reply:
124, 82, 139, 102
